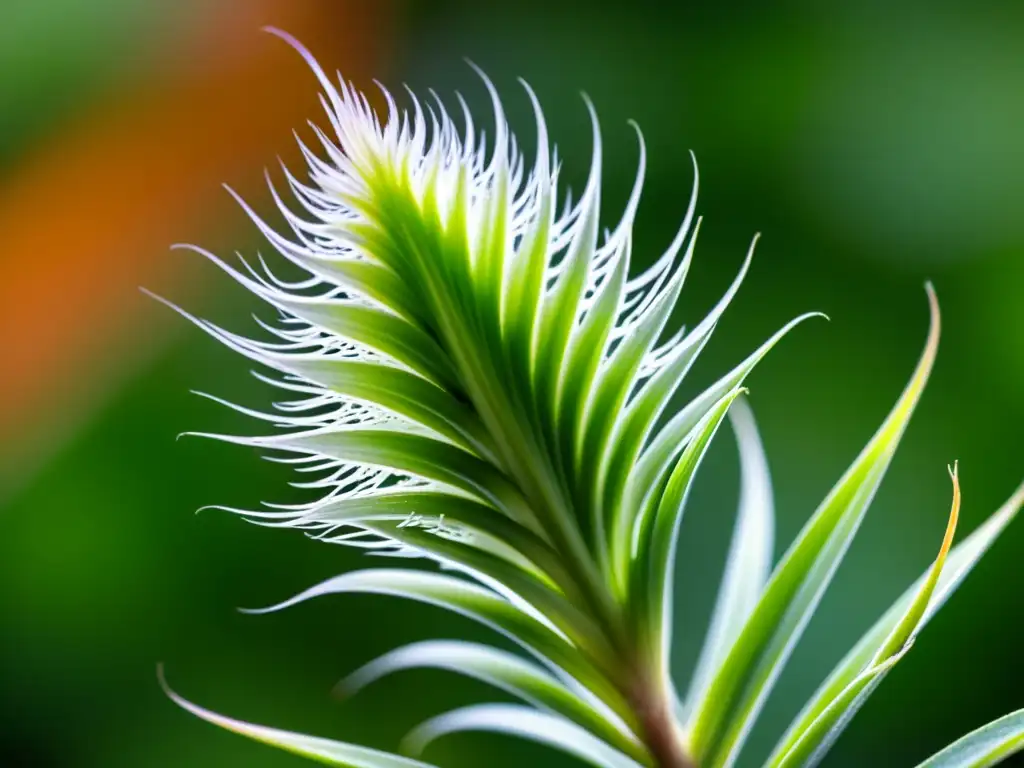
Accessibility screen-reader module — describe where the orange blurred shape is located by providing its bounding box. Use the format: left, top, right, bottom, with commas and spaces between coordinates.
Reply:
0, 0, 391, 496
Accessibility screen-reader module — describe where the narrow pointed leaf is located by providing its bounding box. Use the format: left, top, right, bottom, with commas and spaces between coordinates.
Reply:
223, 183, 428, 324
633, 387, 744, 675
195, 322, 492, 455
916, 709, 1024, 768
536, 101, 602, 429
582, 221, 695, 490
364, 521, 616, 665
558, 126, 646, 482
560, 245, 629, 479
341, 640, 647, 762
250, 491, 570, 589
311, 259, 426, 325
684, 397, 774, 715
404, 704, 645, 768
472, 84, 511, 333
271, 359, 493, 455
768, 465, 961, 768
688, 286, 941, 768
181, 242, 459, 390
161, 669, 435, 767
148, 293, 487, 454
502, 82, 553, 393
604, 238, 753, 551
771, 649, 907, 768
622, 311, 823, 589
632, 311, 823, 507
277, 300, 458, 390
206, 428, 534, 526
772, 476, 1024, 766
245, 569, 630, 718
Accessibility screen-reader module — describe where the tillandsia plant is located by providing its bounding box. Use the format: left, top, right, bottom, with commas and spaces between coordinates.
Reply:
156, 28, 1024, 768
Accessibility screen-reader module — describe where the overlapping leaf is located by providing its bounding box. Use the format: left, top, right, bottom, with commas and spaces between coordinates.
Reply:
768, 476, 1024, 768
683, 397, 775, 718
157, 26, 1024, 768
687, 287, 941, 767
767, 464, 961, 768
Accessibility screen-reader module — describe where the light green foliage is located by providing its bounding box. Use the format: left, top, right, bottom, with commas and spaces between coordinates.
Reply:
916, 710, 1024, 768
159, 27, 1024, 768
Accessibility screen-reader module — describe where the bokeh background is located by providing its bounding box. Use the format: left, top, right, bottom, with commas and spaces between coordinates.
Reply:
2, 1, 1022, 766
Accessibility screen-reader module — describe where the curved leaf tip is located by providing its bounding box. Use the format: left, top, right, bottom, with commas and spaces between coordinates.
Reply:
159, 665, 437, 767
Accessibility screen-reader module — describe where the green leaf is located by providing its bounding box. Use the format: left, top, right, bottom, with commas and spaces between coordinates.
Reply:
683, 397, 774, 717
769, 649, 907, 768
270, 297, 459, 391
245, 568, 631, 721
767, 465, 962, 768
364, 520, 616, 668
536, 98, 602, 447
470, 78, 511, 338
557, 124, 645, 486
193, 428, 536, 529
225, 183, 429, 325
190, 319, 494, 457
174, 243, 460, 390
308, 259, 425, 326
623, 311, 823, 591
404, 704, 645, 768
341, 640, 648, 763
916, 709, 1024, 768
559, 235, 629, 482
771, 474, 1024, 767
604, 237, 752, 587
632, 387, 745, 676
687, 286, 941, 768
161, 668, 436, 767
275, 358, 493, 456
501, 84, 554, 397
240, 491, 570, 591
580, 220, 696, 573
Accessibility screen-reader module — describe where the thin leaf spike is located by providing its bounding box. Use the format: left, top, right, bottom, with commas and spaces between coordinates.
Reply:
767, 463, 961, 768
405, 704, 645, 768
688, 285, 941, 768
155, 26, 1024, 768
683, 396, 774, 719
774, 476, 1024, 768
916, 709, 1024, 768
160, 668, 437, 768
339, 640, 648, 763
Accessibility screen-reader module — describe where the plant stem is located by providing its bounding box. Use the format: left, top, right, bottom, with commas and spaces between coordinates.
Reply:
630, 668, 696, 768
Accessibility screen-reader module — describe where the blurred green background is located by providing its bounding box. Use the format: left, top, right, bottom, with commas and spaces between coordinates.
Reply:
2, 1, 1022, 766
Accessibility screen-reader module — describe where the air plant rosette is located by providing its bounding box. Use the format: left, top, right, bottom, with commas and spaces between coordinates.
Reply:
154, 29, 1024, 768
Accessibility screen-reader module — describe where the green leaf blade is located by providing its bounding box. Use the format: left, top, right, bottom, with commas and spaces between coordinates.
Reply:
341, 640, 648, 762
404, 704, 647, 768
621, 310, 824, 593
771, 475, 1024, 767
683, 397, 774, 717
161, 668, 436, 768
632, 387, 745, 676
768, 466, 962, 768
687, 286, 941, 768
245, 568, 632, 722
206, 428, 536, 529
916, 710, 1024, 768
